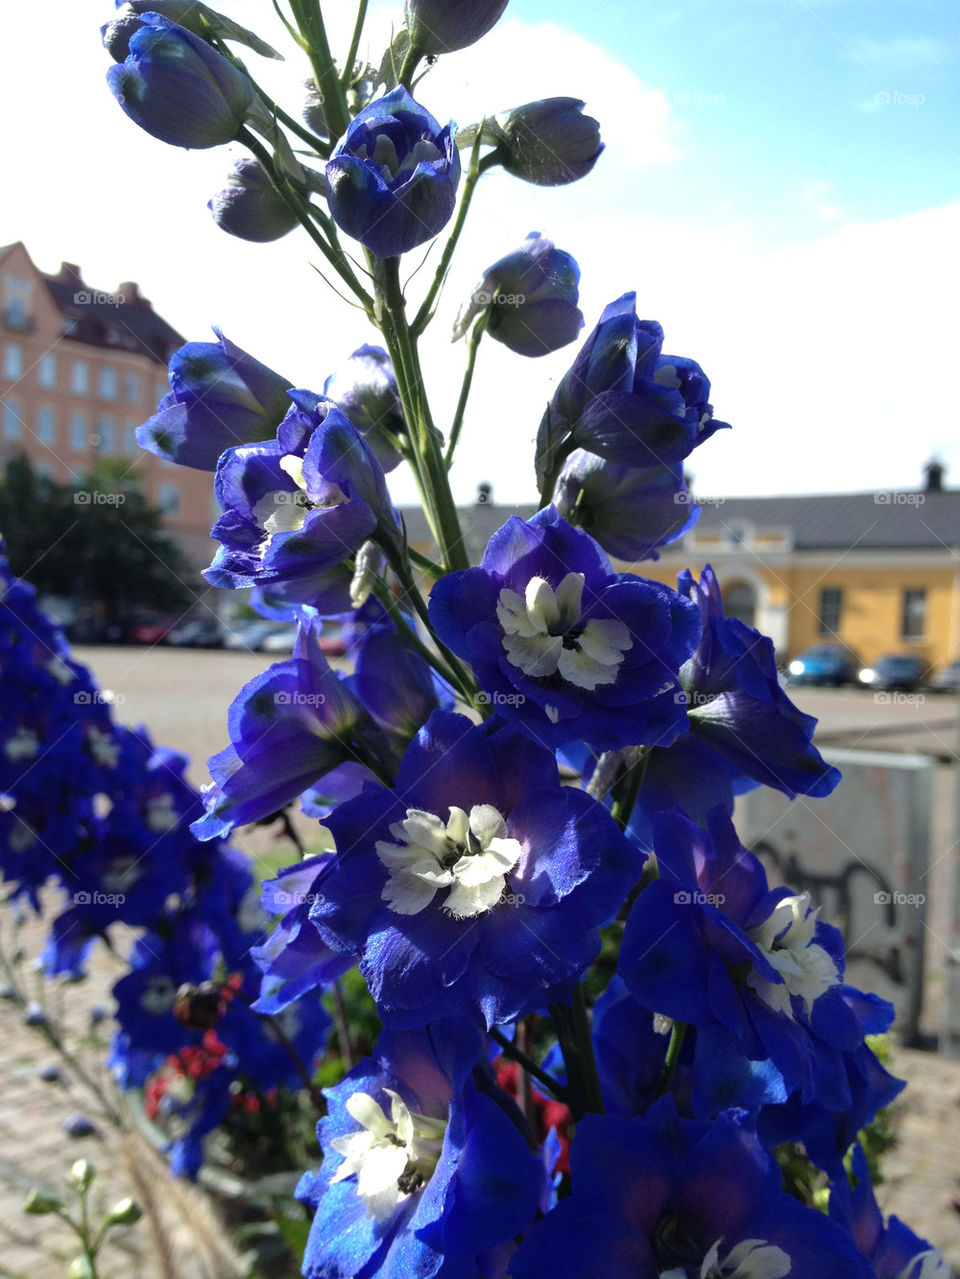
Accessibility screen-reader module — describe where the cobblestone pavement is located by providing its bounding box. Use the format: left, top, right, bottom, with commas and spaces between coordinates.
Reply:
0, 648, 956, 1274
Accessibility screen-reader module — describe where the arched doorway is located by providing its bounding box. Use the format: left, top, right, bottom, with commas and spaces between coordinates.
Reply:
723, 580, 757, 628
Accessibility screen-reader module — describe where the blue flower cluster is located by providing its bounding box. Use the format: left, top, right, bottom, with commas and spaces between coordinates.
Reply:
80, 3, 949, 1270
0, 545, 331, 1175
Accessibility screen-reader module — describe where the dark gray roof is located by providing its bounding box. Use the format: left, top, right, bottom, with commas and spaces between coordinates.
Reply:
43, 277, 184, 365
400, 502, 536, 559
691, 489, 960, 551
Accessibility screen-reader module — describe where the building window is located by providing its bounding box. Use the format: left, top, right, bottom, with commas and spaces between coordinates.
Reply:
158, 482, 181, 516
38, 353, 57, 388
98, 365, 118, 400
37, 406, 56, 446
3, 399, 22, 440
723, 581, 757, 628
95, 417, 115, 453
70, 412, 89, 451
901, 588, 926, 640
125, 370, 140, 404
4, 344, 23, 379
3, 275, 33, 329
818, 587, 843, 636
72, 360, 90, 394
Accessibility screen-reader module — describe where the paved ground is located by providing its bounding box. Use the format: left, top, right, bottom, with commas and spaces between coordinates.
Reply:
1, 649, 958, 1273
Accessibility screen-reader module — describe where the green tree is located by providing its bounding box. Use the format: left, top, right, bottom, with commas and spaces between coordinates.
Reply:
0, 453, 194, 625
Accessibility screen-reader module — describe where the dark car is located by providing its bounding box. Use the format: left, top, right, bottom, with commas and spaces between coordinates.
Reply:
857, 653, 926, 691
787, 643, 862, 687
930, 658, 960, 694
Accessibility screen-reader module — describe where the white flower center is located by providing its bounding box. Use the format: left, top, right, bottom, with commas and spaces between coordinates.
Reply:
377, 804, 522, 919
101, 857, 143, 893
356, 133, 442, 182
746, 893, 839, 1017
497, 572, 631, 691
4, 727, 39, 761
252, 453, 348, 543
145, 794, 179, 832
661, 1238, 791, 1279
140, 976, 178, 1015
330, 1089, 446, 1221
87, 726, 119, 769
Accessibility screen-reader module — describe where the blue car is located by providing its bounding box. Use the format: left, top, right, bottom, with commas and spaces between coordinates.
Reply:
787, 643, 862, 687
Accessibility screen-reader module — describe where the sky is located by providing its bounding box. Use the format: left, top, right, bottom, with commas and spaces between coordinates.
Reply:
0, 0, 958, 506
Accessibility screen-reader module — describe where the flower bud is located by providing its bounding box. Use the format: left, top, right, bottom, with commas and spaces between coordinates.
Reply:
63, 1114, 100, 1139
208, 158, 298, 243
326, 88, 459, 259
303, 79, 328, 138
404, 0, 509, 54
494, 98, 602, 186
324, 345, 404, 471
104, 3, 280, 62
101, 1197, 143, 1228
454, 232, 583, 357
71, 1159, 95, 1192
23, 1188, 63, 1215
105, 13, 256, 150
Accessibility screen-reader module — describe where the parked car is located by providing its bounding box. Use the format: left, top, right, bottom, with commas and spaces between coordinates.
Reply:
260, 621, 348, 657
223, 619, 289, 651
167, 618, 225, 648
129, 620, 173, 645
857, 653, 926, 691
787, 643, 863, 686
930, 658, 960, 693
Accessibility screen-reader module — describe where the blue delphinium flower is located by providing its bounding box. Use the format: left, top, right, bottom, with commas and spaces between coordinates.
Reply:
204, 392, 397, 607
536, 291, 728, 493
454, 232, 584, 357
138, 330, 292, 470
510, 1099, 873, 1278
429, 506, 700, 749
620, 809, 884, 1118
555, 449, 698, 561
297, 1018, 544, 1279
308, 710, 643, 1027
829, 1145, 949, 1278
677, 565, 842, 799
105, 12, 256, 149
323, 345, 405, 473
191, 612, 390, 841
326, 88, 460, 259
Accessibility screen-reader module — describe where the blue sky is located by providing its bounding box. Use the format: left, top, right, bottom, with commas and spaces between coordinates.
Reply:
0, 1, 957, 503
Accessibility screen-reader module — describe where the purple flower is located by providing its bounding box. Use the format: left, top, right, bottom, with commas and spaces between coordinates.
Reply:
404, 0, 509, 54
326, 88, 460, 259
308, 711, 643, 1027
493, 97, 603, 186
454, 232, 584, 357
105, 13, 255, 149
323, 345, 405, 472
298, 1018, 543, 1278
536, 291, 728, 494
137, 330, 292, 471
429, 506, 700, 749
510, 1100, 873, 1279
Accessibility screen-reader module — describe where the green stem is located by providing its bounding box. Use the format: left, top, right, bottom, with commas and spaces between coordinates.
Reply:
398, 39, 424, 91
412, 128, 485, 336
288, 0, 350, 141
407, 545, 446, 578
610, 747, 649, 833
657, 1021, 688, 1095
489, 1027, 569, 1102
445, 315, 485, 467
549, 983, 605, 1122
238, 128, 373, 311
371, 575, 476, 704
341, 0, 369, 91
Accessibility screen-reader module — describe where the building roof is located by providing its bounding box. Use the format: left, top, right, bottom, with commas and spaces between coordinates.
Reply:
691, 488, 960, 551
